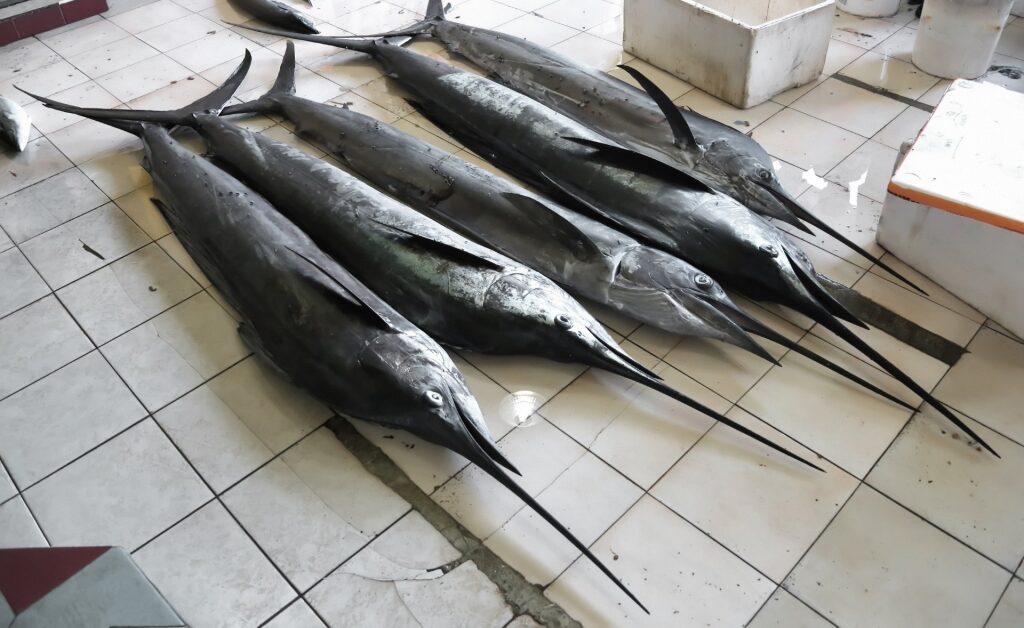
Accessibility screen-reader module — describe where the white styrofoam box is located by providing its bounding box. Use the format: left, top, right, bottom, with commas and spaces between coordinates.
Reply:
878, 80, 1024, 337
837, 0, 899, 17
913, 0, 1015, 79
624, 0, 835, 108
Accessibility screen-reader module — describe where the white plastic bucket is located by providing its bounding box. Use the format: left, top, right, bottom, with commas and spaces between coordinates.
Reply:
913, 0, 1015, 79
836, 0, 900, 17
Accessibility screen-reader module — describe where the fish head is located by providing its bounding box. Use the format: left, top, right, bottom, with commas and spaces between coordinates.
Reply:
700, 138, 790, 219
359, 333, 507, 468
485, 272, 660, 378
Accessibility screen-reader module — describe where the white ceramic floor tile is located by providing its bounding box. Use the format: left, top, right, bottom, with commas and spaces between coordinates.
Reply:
57, 243, 201, 345
114, 186, 171, 240
871, 253, 984, 324
97, 54, 193, 102
494, 13, 578, 48
78, 147, 152, 198
839, 51, 939, 99
825, 138, 899, 204
134, 501, 295, 627
0, 39, 61, 83
536, 0, 618, 31
446, 0, 524, 28
433, 417, 584, 539
39, 18, 131, 58
933, 328, 1024, 444
461, 351, 586, 406
996, 19, 1024, 61
47, 116, 137, 165
0, 296, 93, 400
66, 36, 160, 79
871, 25, 916, 63
280, 427, 410, 536
653, 406, 858, 581
790, 183, 885, 268
0, 351, 146, 487
0, 137, 74, 199
872, 105, 931, 150
155, 385, 275, 493
747, 588, 832, 628
0, 497, 48, 548
786, 485, 1009, 628
740, 333, 913, 477
753, 108, 865, 173
222, 457, 371, 590
0, 248, 48, 318
207, 356, 332, 451
675, 88, 783, 133
869, 404, 1024, 570
20, 203, 150, 289
0, 168, 108, 244
332, 1, 423, 33
108, 0, 191, 33
136, 14, 222, 52
101, 292, 250, 411
791, 78, 908, 137
831, 9, 906, 48
315, 550, 509, 628
917, 78, 951, 107
166, 29, 254, 74
157, 233, 211, 287
547, 495, 775, 627
484, 452, 641, 586
0, 462, 15, 502
264, 600, 325, 628
549, 31, 631, 71
24, 418, 211, 548
0, 60, 90, 107
988, 578, 1024, 628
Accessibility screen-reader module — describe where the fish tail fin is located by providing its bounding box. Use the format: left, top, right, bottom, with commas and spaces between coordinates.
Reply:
17, 51, 252, 131
222, 41, 297, 117
468, 449, 648, 613
227, 22, 378, 52
326, 0, 447, 43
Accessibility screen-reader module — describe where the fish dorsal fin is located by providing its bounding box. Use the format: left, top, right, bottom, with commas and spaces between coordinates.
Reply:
617, 64, 699, 151
284, 244, 396, 331
560, 135, 714, 194
368, 217, 506, 272
499, 192, 603, 261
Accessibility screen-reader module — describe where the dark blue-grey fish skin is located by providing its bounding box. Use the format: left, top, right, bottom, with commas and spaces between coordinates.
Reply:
219, 29, 997, 456
227, 0, 318, 33
347, 0, 927, 294
216, 52, 915, 412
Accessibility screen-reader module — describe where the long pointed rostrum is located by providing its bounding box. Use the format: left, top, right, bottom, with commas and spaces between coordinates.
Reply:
470, 449, 650, 613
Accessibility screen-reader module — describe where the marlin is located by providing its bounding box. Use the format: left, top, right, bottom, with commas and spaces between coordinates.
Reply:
24, 54, 649, 611
215, 43, 912, 412
221, 32, 996, 456
333, 0, 927, 295
0, 96, 30, 152
27, 59, 828, 475
227, 0, 317, 34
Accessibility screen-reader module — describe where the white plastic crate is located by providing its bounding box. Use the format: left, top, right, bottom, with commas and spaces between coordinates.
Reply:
623, 0, 835, 108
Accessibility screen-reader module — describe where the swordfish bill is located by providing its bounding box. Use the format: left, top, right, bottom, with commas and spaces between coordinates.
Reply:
338, 0, 928, 295
220, 31, 995, 456
22, 58, 653, 613
29, 54, 829, 477
217, 43, 914, 412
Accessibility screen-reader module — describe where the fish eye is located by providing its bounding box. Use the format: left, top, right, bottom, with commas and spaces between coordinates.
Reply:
757, 167, 773, 181
554, 314, 573, 329
694, 273, 713, 288
760, 244, 779, 257
424, 390, 444, 407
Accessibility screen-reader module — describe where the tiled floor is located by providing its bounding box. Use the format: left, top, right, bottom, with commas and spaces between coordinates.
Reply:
1, 0, 1023, 626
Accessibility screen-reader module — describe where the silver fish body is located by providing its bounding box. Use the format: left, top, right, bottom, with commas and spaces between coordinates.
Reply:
0, 96, 31, 152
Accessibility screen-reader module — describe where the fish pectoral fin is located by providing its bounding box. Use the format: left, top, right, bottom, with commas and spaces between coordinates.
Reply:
237, 321, 293, 380
368, 217, 506, 272
535, 170, 657, 242
617, 64, 700, 152
499, 192, 603, 261
283, 244, 397, 331
560, 135, 714, 194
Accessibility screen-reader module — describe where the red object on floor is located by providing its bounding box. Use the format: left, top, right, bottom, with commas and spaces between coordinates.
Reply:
0, 0, 107, 47
0, 546, 108, 614
11, 4, 65, 38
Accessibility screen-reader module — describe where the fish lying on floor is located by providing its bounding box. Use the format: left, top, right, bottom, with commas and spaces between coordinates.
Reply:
0, 96, 30, 152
